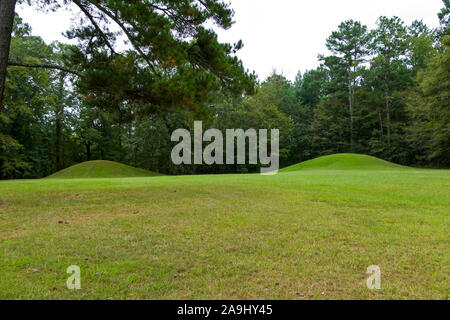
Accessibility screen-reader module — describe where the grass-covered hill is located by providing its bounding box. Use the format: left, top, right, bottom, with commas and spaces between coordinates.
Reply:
46, 160, 162, 179
281, 153, 408, 172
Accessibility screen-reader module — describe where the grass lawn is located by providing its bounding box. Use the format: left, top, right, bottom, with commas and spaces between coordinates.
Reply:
0, 166, 449, 299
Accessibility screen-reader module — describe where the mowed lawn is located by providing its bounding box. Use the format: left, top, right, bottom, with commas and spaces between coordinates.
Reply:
0, 169, 449, 299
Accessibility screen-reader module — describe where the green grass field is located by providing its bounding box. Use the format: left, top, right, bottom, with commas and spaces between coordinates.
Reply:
0, 155, 448, 299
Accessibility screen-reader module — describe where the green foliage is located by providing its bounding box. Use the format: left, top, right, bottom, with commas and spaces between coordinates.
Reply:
295, 68, 327, 107
408, 20, 436, 74
311, 95, 349, 154
438, 0, 450, 37
0, 15, 54, 178
53, 0, 257, 117
407, 36, 450, 166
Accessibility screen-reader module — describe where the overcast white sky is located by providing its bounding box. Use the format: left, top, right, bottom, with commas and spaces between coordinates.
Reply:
17, 0, 443, 81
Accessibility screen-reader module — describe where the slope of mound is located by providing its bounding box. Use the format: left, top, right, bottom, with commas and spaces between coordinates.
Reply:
46, 160, 162, 179
281, 154, 408, 172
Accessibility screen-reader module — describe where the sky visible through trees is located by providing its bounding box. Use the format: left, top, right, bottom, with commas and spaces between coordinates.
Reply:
16, 0, 444, 81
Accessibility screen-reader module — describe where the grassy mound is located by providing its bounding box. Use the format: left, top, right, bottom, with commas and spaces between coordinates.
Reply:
281, 153, 407, 172
46, 160, 162, 179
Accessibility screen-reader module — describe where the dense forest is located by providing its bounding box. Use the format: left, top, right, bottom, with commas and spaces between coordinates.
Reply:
0, 0, 449, 179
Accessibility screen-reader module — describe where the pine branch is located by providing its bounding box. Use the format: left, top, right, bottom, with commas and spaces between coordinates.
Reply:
72, 0, 117, 55
7, 61, 83, 77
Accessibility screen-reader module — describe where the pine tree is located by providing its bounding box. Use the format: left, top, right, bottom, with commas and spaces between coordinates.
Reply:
324, 20, 371, 151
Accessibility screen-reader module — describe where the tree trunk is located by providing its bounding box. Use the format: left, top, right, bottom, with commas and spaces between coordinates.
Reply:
55, 115, 62, 170
0, 0, 16, 108
378, 107, 384, 138
385, 72, 391, 152
86, 142, 91, 160
348, 69, 354, 151
55, 74, 65, 171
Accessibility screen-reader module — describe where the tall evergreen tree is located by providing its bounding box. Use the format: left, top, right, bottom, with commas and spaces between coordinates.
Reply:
438, 0, 450, 37
370, 16, 409, 153
0, 0, 255, 113
324, 20, 370, 150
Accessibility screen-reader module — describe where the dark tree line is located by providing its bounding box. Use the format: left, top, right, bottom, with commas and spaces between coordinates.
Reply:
0, 1, 449, 178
